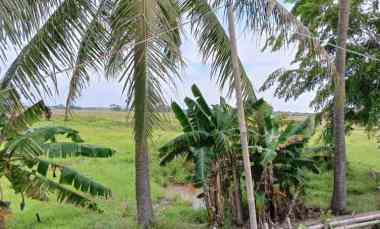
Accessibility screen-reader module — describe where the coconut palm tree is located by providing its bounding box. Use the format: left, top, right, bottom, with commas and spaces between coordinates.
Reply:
331, 0, 350, 215
0, 0, 337, 227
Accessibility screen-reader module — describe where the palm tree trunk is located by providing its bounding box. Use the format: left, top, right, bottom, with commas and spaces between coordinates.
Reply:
64, 99, 70, 121
134, 0, 153, 227
331, 0, 350, 215
227, 4, 258, 229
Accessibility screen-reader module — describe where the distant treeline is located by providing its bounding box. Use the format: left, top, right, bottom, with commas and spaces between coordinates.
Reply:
50, 104, 172, 112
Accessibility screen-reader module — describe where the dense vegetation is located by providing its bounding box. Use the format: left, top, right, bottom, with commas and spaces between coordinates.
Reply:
0, 0, 379, 228
159, 85, 320, 227
1, 110, 378, 228
0, 90, 115, 212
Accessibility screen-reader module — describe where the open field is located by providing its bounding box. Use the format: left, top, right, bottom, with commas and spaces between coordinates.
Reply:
4, 110, 380, 228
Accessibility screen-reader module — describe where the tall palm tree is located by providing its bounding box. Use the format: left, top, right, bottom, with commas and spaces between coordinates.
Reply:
331, 0, 350, 214
0, 0, 338, 227
227, 3, 257, 228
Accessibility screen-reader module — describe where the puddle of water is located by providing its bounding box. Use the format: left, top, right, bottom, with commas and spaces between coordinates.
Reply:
165, 184, 206, 209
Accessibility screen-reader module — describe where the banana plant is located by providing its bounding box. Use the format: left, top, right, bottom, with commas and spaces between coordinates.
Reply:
0, 89, 115, 211
160, 84, 245, 226
247, 99, 319, 193
160, 85, 319, 225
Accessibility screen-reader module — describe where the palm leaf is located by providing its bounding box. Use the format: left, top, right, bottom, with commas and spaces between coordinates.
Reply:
1, 0, 96, 99
0, 88, 23, 114
108, 0, 183, 140
0, 0, 63, 60
65, 0, 112, 117
183, 0, 257, 101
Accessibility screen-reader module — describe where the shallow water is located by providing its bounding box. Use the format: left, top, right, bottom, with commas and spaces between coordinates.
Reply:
165, 184, 206, 209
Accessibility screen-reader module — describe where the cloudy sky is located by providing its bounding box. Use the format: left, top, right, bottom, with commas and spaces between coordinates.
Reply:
0, 1, 316, 113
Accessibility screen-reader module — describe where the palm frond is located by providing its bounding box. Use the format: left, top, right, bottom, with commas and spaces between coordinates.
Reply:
1, 0, 96, 100
225, 0, 336, 106
182, 0, 257, 101
0, 0, 62, 60
65, 0, 112, 116
229, 0, 333, 61
0, 88, 23, 114
108, 0, 183, 139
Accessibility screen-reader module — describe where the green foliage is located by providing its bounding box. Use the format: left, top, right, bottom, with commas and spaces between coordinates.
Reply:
161, 84, 319, 194
26, 126, 84, 143
248, 100, 319, 193
159, 85, 239, 186
43, 143, 115, 158
0, 90, 115, 211
3, 109, 378, 228
262, 0, 380, 131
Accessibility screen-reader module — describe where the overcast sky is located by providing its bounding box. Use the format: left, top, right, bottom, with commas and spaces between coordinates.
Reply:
0, 1, 316, 113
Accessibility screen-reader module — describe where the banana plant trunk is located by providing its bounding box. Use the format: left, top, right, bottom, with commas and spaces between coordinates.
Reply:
232, 163, 244, 226
227, 4, 258, 229
134, 0, 153, 227
331, 0, 350, 215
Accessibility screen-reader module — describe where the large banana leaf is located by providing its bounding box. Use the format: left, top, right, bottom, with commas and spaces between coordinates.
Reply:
6, 165, 100, 211
36, 160, 111, 198
193, 147, 212, 186
27, 126, 84, 144
171, 102, 193, 132
159, 131, 210, 166
42, 143, 115, 158
185, 97, 214, 132
3, 101, 47, 138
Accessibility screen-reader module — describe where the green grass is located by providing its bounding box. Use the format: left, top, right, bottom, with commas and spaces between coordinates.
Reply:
305, 128, 380, 212
5, 110, 206, 229
4, 111, 380, 228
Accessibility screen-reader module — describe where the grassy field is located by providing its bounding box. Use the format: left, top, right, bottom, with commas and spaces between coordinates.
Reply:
4, 110, 380, 228
6, 110, 206, 229
305, 128, 380, 213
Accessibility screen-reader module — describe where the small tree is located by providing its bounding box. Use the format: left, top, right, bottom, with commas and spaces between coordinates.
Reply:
0, 89, 115, 210
160, 85, 319, 227
110, 104, 122, 112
